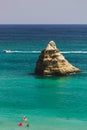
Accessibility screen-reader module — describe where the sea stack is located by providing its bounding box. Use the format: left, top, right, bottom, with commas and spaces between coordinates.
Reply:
35, 41, 81, 76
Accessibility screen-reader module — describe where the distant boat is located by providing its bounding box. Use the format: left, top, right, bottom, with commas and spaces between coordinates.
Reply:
3, 50, 12, 53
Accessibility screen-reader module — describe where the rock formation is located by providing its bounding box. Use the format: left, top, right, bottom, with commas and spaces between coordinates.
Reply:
35, 41, 81, 76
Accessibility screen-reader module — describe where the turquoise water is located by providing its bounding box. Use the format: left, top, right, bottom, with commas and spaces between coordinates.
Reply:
0, 25, 87, 130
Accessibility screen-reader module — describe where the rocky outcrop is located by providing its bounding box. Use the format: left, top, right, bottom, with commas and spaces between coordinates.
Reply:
35, 41, 81, 76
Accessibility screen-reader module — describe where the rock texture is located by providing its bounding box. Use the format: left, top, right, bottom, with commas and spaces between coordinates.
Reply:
35, 41, 81, 76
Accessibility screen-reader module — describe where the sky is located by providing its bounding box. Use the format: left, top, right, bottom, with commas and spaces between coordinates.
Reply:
0, 0, 87, 24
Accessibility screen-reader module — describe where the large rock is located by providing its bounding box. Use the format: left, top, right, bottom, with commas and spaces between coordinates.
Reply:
35, 41, 81, 76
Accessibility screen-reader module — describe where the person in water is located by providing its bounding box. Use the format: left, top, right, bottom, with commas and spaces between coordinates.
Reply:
18, 122, 24, 127
22, 116, 27, 121
18, 116, 29, 127
23, 116, 30, 127
26, 123, 29, 127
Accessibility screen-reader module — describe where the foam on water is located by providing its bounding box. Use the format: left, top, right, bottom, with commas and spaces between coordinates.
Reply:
62, 51, 87, 54
2, 50, 87, 54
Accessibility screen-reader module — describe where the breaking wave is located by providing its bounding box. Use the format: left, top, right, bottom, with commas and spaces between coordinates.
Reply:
61, 51, 87, 54
3, 50, 87, 54
3, 50, 41, 54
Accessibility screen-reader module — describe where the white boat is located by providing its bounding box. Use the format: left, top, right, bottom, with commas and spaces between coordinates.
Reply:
3, 50, 12, 53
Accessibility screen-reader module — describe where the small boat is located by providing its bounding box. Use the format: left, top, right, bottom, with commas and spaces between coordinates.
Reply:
3, 50, 12, 53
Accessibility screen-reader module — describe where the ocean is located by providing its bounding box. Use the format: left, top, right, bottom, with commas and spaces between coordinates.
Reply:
0, 24, 87, 130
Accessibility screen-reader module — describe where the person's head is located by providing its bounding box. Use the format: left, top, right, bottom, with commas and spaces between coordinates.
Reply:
27, 124, 29, 127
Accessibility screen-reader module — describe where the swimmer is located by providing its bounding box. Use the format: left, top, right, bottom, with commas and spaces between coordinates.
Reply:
18, 122, 24, 127
26, 123, 29, 127
22, 116, 27, 121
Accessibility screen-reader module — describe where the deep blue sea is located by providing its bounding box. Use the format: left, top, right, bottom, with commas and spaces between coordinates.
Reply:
0, 25, 87, 130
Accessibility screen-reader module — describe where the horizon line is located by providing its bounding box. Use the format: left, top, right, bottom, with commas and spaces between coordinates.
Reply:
0, 23, 87, 26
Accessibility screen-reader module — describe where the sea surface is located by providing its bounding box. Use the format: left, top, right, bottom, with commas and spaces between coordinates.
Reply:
0, 24, 87, 130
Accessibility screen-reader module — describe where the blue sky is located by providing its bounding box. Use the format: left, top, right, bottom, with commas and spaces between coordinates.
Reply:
0, 0, 87, 24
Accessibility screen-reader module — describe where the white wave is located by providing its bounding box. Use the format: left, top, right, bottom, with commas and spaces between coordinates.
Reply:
3, 50, 87, 54
7, 51, 41, 54
61, 51, 87, 54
